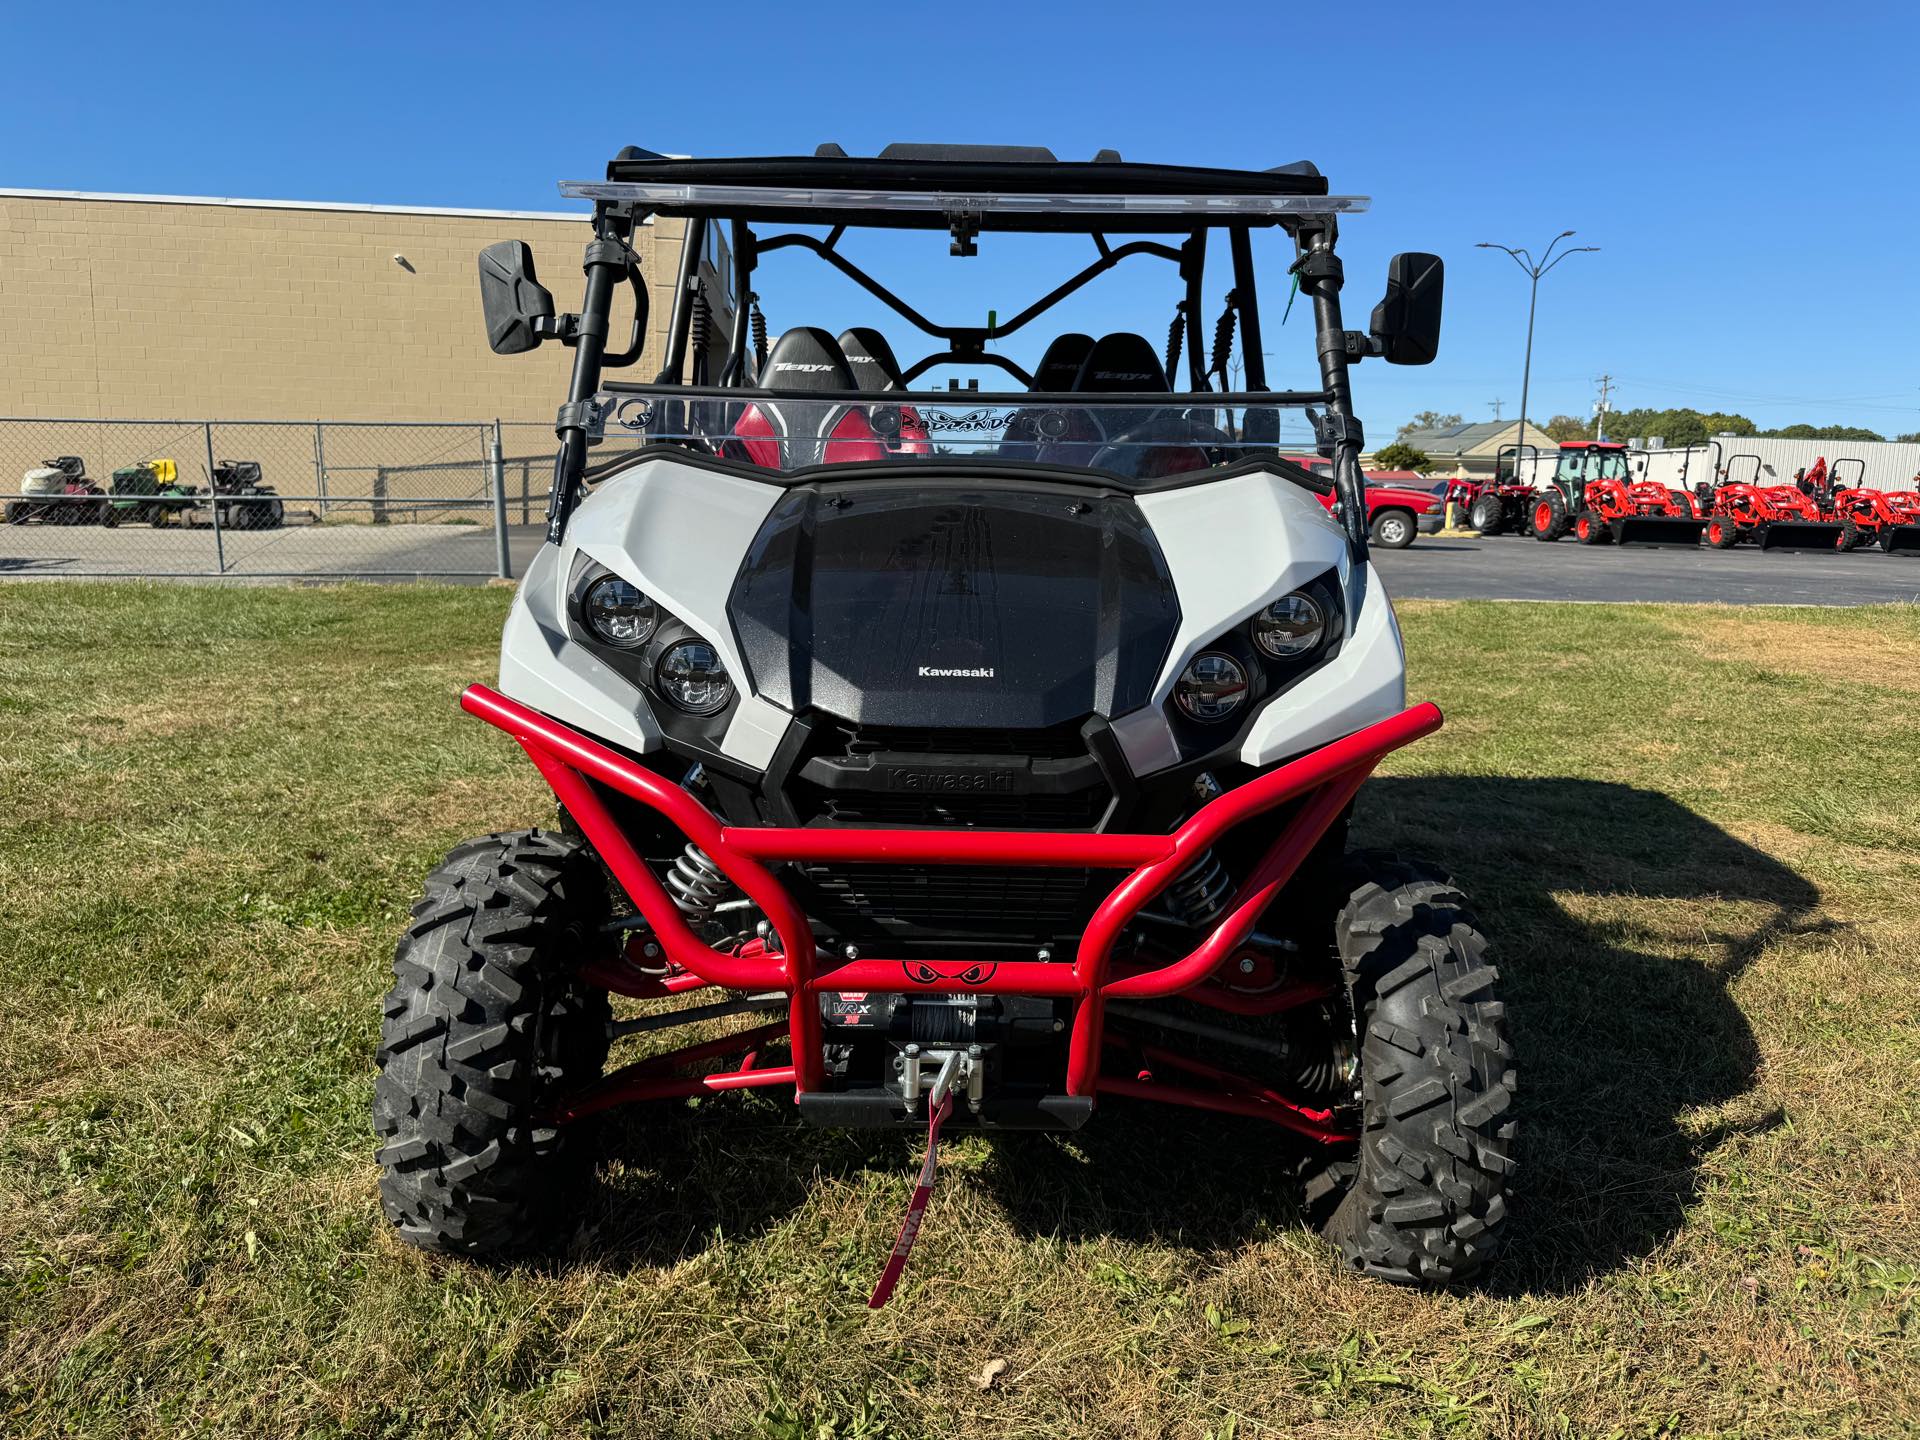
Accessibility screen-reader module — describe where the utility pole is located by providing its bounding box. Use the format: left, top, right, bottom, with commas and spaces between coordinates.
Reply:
1477, 231, 1601, 460
1593, 374, 1614, 441
1490, 397, 1504, 421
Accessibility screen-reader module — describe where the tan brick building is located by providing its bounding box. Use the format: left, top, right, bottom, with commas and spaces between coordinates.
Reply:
0, 188, 688, 423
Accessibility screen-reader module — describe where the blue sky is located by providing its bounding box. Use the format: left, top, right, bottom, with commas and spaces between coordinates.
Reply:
6, 1, 1917, 437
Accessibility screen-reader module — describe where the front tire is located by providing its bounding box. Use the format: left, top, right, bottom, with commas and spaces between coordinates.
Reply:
1574, 510, 1610, 544
1706, 515, 1741, 548
1371, 508, 1416, 549
1318, 853, 1514, 1285
374, 829, 613, 1256
1468, 492, 1505, 535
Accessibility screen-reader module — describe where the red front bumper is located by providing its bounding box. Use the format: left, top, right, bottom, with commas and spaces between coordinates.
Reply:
461, 683, 1441, 1131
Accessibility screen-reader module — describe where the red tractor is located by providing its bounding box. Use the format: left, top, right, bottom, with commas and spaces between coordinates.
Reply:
1881, 473, 1920, 555
1463, 443, 1543, 535
1704, 454, 1845, 551
1525, 441, 1705, 546
1824, 459, 1920, 553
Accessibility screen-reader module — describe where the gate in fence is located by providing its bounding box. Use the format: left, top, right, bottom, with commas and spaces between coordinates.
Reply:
0, 418, 556, 581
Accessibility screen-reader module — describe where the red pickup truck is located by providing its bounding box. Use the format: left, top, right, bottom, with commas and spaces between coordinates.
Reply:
1284, 457, 1445, 549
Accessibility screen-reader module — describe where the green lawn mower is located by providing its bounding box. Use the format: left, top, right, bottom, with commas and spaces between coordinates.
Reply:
109, 458, 203, 527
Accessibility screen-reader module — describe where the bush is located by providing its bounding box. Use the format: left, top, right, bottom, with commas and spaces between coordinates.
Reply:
1372, 442, 1434, 473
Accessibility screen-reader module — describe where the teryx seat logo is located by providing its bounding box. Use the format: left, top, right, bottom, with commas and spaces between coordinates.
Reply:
917, 665, 994, 679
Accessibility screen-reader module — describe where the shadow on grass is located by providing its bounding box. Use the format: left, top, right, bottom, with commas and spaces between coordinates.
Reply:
565, 776, 1825, 1294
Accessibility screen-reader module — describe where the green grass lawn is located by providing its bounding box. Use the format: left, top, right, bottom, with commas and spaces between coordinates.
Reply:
2, 584, 1917, 1439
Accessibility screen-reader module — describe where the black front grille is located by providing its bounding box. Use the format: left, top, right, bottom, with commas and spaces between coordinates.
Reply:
794, 863, 1111, 941
830, 720, 1091, 759
816, 789, 1108, 829
787, 712, 1114, 832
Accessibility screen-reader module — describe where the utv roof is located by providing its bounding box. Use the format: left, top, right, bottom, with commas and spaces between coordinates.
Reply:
559, 143, 1367, 231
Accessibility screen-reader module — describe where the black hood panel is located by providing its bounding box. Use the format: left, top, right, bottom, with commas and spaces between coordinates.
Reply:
728, 481, 1179, 728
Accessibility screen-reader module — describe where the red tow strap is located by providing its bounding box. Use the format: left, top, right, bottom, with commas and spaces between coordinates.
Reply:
867, 1090, 954, 1308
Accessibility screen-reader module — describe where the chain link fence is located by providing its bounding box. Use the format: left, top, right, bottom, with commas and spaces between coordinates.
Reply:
0, 418, 559, 581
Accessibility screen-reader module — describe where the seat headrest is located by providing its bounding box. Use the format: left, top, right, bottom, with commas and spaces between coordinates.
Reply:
837, 327, 905, 391
1032, 333, 1094, 391
1074, 332, 1169, 393
761, 327, 855, 392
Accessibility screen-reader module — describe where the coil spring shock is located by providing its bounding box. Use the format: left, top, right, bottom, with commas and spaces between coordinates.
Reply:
749, 295, 769, 375
1164, 848, 1232, 928
1209, 290, 1239, 390
664, 843, 733, 921
1163, 305, 1185, 385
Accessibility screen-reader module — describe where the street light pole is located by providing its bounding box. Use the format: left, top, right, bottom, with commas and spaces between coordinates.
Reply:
1477, 232, 1599, 460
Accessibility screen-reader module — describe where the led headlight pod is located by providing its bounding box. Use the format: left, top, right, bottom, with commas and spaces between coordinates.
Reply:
583, 575, 658, 648
1173, 652, 1249, 723
655, 640, 733, 716
1251, 590, 1327, 659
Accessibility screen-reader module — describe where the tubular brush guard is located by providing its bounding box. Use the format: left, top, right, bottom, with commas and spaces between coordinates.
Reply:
461, 683, 1443, 1142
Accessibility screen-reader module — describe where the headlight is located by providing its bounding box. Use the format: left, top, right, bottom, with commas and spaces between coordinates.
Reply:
583, 575, 657, 648
1172, 652, 1248, 723
655, 640, 733, 715
1250, 591, 1326, 659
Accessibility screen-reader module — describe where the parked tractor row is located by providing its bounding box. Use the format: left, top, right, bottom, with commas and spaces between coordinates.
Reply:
1463, 442, 1920, 555
7, 456, 284, 530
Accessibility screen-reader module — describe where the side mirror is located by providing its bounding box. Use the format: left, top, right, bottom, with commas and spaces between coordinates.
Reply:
478, 240, 555, 355
1369, 252, 1444, 366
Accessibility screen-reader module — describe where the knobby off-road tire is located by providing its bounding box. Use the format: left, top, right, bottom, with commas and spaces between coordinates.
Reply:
374, 829, 613, 1256
1317, 852, 1514, 1285
1706, 515, 1741, 549
1836, 515, 1864, 552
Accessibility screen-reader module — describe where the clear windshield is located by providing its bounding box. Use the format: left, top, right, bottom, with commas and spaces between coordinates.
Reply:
586, 393, 1319, 485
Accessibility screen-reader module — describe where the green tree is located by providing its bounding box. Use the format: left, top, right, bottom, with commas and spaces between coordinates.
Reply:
1759, 423, 1886, 442
1602, 406, 1757, 447
1543, 414, 1591, 442
1372, 442, 1435, 473
1397, 411, 1462, 440
1896, 432, 1920, 444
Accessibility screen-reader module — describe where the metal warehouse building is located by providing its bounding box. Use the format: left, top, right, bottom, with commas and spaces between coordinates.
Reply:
0, 188, 683, 423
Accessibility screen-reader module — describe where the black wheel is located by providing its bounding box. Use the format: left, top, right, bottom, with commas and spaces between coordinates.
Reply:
1370, 508, 1416, 549
99, 501, 118, 528
1836, 516, 1864, 552
1574, 510, 1611, 544
1468, 492, 1505, 535
1530, 491, 1568, 541
1706, 515, 1741, 549
4, 501, 25, 525
374, 829, 613, 1256
1314, 852, 1514, 1286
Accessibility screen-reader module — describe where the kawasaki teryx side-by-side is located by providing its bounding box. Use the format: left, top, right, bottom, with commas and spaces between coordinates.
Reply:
373, 143, 1513, 1291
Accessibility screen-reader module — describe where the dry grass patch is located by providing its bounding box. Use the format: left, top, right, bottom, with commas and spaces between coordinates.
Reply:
1666, 608, 1920, 692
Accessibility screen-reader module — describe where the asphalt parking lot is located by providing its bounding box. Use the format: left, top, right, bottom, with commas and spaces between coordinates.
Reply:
1375, 533, 1920, 606
6, 523, 1920, 606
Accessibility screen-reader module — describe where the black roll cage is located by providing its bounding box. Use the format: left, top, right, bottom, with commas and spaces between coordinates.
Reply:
542, 192, 1374, 563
